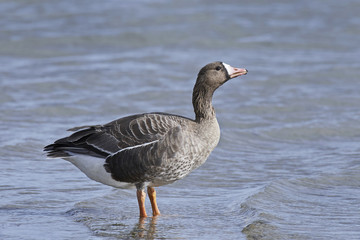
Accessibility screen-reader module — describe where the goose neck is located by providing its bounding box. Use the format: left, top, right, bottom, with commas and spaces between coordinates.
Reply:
192, 84, 216, 122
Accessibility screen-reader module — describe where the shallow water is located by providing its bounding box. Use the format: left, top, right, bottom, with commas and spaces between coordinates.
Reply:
1, 0, 360, 239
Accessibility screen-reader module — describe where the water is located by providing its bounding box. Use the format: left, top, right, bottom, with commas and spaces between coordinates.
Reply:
1, 0, 360, 239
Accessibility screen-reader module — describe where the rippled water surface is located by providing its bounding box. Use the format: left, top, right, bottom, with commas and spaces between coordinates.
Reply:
1, 0, 360, 239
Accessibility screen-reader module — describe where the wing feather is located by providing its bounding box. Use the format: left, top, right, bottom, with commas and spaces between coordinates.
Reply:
104, 126, 184, 183
44, 113, 191, 160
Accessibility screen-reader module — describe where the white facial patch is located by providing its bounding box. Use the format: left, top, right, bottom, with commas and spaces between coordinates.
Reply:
223, 63, 234, 76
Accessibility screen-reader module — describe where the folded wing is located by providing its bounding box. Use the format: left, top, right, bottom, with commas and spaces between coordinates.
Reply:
44, 113, 187, 159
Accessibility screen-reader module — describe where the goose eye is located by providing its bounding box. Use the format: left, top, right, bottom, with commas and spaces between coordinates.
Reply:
215, 66, 222, 71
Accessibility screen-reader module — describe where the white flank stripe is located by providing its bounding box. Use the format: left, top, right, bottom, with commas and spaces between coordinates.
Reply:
109, 140, 159, 157
88, 143, 113, 154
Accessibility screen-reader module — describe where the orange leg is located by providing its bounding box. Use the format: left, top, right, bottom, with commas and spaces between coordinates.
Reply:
147, 187, 161, 216
137, 189, 148, 218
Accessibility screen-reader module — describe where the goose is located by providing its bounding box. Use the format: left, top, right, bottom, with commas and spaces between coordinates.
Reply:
44, 61, 248, 218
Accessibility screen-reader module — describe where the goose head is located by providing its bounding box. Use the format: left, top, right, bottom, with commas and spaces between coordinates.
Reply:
196, 61, 248, 90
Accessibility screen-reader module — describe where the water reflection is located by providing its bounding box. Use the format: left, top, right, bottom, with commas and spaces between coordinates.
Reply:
67, 205, 160, 239
129, 217, 158, 239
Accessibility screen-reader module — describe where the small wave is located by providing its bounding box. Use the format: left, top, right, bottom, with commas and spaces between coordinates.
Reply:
241, 168, 360, 239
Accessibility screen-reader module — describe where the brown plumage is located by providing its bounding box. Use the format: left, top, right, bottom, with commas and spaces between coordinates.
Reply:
44, 61, 247, 218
